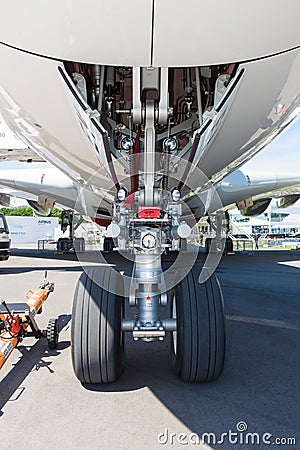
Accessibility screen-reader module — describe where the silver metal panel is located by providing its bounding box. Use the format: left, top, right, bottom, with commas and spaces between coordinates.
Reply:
0, 43, 114, 193
215, 169, 300, 208
0, 1, 153, 66
153, 0, 300, 66
179, 49, 300, 191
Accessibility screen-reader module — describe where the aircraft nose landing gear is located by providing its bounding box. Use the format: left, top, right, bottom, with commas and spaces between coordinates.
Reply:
71, 69, 226, 384
71, 178, 226, 384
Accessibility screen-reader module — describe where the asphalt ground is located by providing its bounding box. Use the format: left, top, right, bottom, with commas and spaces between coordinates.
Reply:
0, 248, 299, 450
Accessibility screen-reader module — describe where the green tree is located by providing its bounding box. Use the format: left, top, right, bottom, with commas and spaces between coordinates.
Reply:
0, 206, 33, 216
0, 206, 62, 223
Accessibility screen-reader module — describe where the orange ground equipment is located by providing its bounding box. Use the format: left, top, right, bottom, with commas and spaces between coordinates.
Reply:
0, 272, 58, 370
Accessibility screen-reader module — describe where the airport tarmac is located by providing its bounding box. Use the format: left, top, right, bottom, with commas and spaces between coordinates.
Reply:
0, 248, 299, 450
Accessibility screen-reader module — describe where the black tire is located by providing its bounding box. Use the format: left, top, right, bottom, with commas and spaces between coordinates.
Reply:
71, 266, 124, 384
47, 318, 59, 349
205, 238, 211, 254
74, 237, 85, 252
170, 267, 226, 382
57, 237, 73, 253
0, 251, 10, 261
103, 237, 115, 252
226, 237, 233, 253
180, 238, 187, 251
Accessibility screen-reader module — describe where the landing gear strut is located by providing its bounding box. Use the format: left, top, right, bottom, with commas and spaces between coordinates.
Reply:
71, 67, 227, 384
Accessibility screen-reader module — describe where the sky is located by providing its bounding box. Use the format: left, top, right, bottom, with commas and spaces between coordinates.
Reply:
243, 115, 300, 173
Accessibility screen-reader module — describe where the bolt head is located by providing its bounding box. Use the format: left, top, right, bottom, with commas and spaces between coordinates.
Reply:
120, 136, 134, 151
171, 189, 181, 202
117, 187, 128, 202
163, 137, 178, 152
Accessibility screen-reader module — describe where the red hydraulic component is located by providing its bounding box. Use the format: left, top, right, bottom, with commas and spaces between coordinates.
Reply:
138, 207, 161, 219
0, 274, 55, 370
1, 301, 22, 336
92, 217, 111, 228
6, 314, 22, 336
123, 190, 136, 208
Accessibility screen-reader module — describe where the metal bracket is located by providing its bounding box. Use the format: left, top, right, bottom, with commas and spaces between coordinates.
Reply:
133, 329, 165, 339
132, 67, 142, 123
25, 311, 43, 339
144, 100, 156, 205
158, 68, 169, 124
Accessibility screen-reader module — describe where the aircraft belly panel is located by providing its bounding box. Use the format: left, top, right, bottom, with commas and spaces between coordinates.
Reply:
153, 0, 300, 66
0, 2, 299, 67
0, 43, 115, 197
182, 49, 300, 190
0, 1, 153, 66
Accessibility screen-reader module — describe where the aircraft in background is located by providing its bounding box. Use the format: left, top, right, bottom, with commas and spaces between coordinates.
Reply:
0, 164, 110, 224
0, 163, 300, 222
0, 1, 300, 384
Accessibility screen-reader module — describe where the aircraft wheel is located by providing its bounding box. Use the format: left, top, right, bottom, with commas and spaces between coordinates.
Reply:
72, 266, 124, 383
46, 317, 59, 349
103, 237, 115, 252
170, 267, 226, 382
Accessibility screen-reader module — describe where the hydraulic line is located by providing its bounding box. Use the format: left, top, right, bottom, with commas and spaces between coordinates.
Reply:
195, 67, 203, 126
98, 65, 105, 113
162, 143, 170, 192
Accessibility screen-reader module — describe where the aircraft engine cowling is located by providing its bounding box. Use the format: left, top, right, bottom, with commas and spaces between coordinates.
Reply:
27, 199, 51, 216
239, 198, 272, 217
0, 193, 12, 207
277, 195, 300, 209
